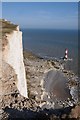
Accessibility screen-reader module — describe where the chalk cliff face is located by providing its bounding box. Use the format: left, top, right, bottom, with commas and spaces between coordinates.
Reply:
1, 19, 28, 98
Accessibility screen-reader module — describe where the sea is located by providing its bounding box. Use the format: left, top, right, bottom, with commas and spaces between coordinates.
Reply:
22, 29, 78, 75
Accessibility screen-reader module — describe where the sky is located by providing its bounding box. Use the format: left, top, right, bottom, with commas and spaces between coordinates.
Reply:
0, 2, 2, 18
1, 0, 79, 2
2, 2, 78, 29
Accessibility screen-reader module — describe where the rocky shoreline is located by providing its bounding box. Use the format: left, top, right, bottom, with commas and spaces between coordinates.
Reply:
24, 49, 78, 108
0, 50, 80, 119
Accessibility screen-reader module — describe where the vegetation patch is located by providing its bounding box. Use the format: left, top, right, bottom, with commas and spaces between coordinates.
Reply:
0, 19, 18, 37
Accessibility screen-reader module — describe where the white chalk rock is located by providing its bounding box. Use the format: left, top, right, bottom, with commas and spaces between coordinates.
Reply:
2, 26, 28, 98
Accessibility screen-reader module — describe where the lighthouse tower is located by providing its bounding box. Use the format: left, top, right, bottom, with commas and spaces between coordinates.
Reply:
64, 48, 68, 59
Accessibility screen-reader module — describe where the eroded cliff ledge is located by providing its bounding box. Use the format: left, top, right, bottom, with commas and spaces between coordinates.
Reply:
0, 19, 28, 98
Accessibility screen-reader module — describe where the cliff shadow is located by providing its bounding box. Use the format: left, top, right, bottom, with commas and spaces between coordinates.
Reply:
3, 106, 76, 120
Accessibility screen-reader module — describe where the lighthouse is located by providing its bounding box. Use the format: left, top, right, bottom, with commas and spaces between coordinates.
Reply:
64, 48, 68, 59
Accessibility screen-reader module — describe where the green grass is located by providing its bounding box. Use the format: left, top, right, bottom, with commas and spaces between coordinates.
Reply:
0, 19, 18, 37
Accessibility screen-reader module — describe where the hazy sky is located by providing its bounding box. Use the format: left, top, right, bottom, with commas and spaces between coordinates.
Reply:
2, 2, 78, 29
2, 0, 79, 2
0, 2, 2, 18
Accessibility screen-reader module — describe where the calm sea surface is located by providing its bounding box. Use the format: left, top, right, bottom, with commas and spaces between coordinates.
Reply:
22, 29, 78, 75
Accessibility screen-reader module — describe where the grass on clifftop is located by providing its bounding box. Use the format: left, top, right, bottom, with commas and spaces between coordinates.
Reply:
0, 19, 18, 37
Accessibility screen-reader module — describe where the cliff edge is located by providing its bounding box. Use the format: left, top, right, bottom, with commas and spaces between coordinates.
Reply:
0, 19, 28, 98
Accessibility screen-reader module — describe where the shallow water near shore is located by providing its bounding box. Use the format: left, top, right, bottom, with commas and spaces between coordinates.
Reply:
43, 70, 72, 108
22, 28, 78, 75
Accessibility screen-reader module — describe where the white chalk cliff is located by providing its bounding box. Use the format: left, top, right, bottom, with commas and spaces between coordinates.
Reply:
1, 19, 28, 98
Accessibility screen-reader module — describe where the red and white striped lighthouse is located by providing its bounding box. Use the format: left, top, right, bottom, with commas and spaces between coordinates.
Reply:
64, 48, 68, 59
